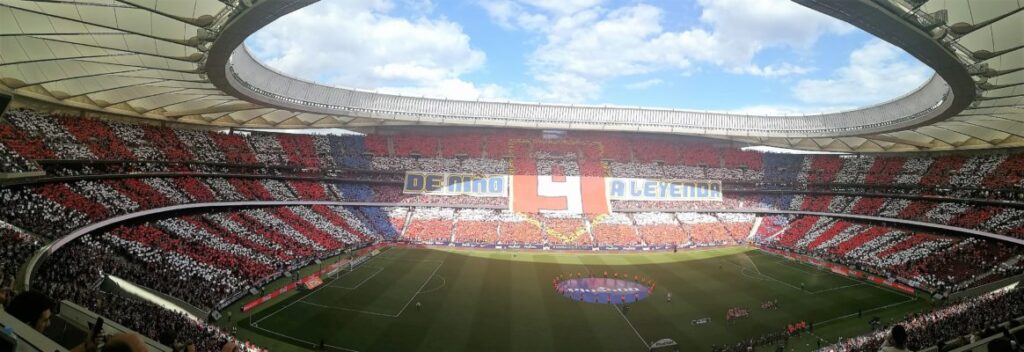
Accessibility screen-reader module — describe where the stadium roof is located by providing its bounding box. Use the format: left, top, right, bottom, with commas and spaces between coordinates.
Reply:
0, 0, 1021, 153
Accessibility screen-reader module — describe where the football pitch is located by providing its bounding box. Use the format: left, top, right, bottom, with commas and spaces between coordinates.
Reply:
230, 247, 930, 351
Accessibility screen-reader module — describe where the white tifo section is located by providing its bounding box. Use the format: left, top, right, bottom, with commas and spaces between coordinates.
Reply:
536, 175, 583, 214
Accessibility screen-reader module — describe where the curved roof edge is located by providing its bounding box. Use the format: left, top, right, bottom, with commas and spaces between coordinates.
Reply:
205, 0, 971, 139
5, 0, 1015, 152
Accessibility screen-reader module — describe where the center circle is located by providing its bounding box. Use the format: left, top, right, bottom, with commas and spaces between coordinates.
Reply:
555, 277, 653, 304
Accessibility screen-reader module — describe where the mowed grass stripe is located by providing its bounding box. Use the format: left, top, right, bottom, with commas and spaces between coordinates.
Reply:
541, 259, 610, 351
329, 265, 384, 289
465, 252, 513, 349
572, 254, 654, 351
506, 254, 554, 351
411, 250, 486, 351
361, 251, 453, 351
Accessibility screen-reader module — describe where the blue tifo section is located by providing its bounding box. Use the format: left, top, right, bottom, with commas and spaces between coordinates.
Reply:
555, 278, 653, 304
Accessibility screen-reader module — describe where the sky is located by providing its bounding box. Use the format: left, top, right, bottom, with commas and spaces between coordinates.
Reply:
246, 0, 934, 115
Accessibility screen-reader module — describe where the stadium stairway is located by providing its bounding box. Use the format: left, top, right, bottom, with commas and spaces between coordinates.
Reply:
400, 209, 413, 239
747, 216, 763, 241
583, 217, 597, 246
968, 255, 1024, 288
449, 213, 459, 243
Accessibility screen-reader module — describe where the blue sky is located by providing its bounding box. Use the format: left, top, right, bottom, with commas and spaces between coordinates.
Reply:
247, 0, 933, 114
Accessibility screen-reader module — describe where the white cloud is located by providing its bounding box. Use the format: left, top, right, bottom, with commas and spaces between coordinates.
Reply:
480, 0, 550, 30
527, 72, 602, 103
247, 0, 501, 100
691, 0, 853, 66
378, 79, 508, 100
793, 39, 932, 105
625, 79, 663, 90
729, 63, 814, 78
482, 0, 854, 103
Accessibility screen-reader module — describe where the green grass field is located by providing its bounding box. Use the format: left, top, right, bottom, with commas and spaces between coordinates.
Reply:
228, 247, 932, 351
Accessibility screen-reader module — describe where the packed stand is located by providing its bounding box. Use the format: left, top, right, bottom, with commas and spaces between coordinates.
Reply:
754, 215, 1019, 292
403, 207, 456, 243
591, 213, 643, 247
823, 286, 1024, 352
31, 240, 239, 352
454, 209, 502, 244
0, 222, 42, 283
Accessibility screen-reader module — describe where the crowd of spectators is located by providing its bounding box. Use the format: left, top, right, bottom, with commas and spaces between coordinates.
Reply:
0, 176, 360, 240
9, 108, 1024, 351
754, 215, 1023, 293
0, 222, 42, 284
363, 184, 508, 206
591, 213, 642, 247
31, 240, 240, 352
20, 202, 392, 351
824, 287, 1024, 352
50, 205, 379, 310
0, 140, 39, 173
454, 209, 502, 244
387, 209, 757, 249
404, 207, 457, 243
8, 109, 1024, 202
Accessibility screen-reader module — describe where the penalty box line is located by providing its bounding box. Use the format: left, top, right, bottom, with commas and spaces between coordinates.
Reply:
250, 269, 343, 326
814, 295, 918, 327
327, 266, 385, 289
394, 259, 446, 317
747, 254, 879, 295
250, 252, 399, 325
301, 258, 446, 318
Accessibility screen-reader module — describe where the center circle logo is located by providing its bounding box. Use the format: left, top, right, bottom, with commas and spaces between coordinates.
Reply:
554, 275, 655, 304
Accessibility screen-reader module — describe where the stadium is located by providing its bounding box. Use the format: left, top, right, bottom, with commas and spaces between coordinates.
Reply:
0, 0, 1023, 351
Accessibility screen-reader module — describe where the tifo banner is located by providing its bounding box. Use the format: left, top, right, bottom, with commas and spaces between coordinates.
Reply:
402, 172, 723, 214
606, 178, 722, 201
511, 174, 610, 215
403, 172, 507, 197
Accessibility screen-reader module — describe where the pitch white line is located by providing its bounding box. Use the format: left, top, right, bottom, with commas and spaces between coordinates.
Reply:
613, 304, 651, 350
251, 271, 342, 326
773, 258, 826, 275
575, 258, 651, 350
417, 275, 447, 295
297, 300, 398, 318
814, 296, 917, 326
810, 283, 865, 295
368, 257, 446, 265
730, 260, 804, 292
248, 322, 360, 352
328, 266, 384, 289
393, 259, 445, 317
